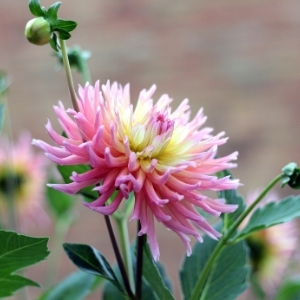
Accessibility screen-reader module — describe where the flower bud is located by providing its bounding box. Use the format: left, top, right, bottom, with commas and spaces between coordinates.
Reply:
25, 17, 51, 46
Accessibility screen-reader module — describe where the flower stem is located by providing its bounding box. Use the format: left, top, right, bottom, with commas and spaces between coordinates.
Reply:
59, 39, 79, 112
104, 214, 137, 300
45, 216, 72, 287
189, 173, 283, 300
115, 216, 135, 293
135, 222, 145, 300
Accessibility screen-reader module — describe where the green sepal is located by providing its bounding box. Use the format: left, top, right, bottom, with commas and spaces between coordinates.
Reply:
46, 2, 61, 22
52, 19, 77, 33
50, 33, 59, 52
57, 29, 71, 40
29, 0, 46, 17
281, 162, 300, 189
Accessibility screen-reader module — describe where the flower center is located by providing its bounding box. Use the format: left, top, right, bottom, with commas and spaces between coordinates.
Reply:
0, 169, 25, 197
129, 111, 174, 160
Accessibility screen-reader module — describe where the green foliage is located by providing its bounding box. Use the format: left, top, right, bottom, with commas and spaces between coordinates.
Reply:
57, 164, 98, 201
282, 162, 300, 189
54, 45, 91, 74
63, 243, 125, 294
0, 230, 50, 297
275, 275, 300, 300
37, 271, 101, 300
218, 170, 246, 230
142, 242, 174, 300
28, 0, 77, 51
102, 243, 173, 300
180, 225, 249, 300
46, 183, 74, 219
235, 195, 300, 241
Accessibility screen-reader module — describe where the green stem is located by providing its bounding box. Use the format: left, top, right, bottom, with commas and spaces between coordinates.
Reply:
45, 216, 72, 287
115, 215, 135, 294
59, 39, 79, 112
190, 173, 283, 300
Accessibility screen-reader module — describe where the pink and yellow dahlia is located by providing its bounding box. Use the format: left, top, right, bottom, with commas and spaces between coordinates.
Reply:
33, 81, 240, 260
0, 132, 49, 231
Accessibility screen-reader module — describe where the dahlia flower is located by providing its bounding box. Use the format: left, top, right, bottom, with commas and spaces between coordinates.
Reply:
33, 81, 240, 260
242, 190, 298, 298
0, 132, 49, 230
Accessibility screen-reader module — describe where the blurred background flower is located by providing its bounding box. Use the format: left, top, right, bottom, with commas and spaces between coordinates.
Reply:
0, 131, 49, 231
239, 190, 298, 300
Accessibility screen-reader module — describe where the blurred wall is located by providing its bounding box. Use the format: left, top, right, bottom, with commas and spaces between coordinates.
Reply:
1, 0, 300, 299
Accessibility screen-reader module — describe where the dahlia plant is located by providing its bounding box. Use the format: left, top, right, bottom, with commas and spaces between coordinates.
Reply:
1, 0, 300, 299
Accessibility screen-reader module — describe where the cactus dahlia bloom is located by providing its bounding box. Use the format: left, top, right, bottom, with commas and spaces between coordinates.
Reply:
0, 132, 49, 230
33, 81, 240, 260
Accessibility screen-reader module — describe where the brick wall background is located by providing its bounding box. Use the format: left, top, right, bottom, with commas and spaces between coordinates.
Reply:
1, 0, 300, 299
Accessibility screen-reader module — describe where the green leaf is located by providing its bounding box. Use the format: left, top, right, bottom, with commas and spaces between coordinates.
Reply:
29, 0, 46, 17
275, 275, 300, 300
52, 19, 77, 33
63, 243, 125, 293
46, 184, 74, 219
57, 164, 98, 201
180, 225, 249, 300
235, 195, 300, 241
0, 230, 50, 276
103, 278, 156, 300
218, 170, 246, 229
0, 230, 50, 297
37, 271, 101, 300
142, 242, 174, 300
0, 274, 39, 297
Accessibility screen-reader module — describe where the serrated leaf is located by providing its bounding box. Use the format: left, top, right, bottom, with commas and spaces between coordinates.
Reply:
0, 230, 50, 277
180, 224, 249, 300
29, 0, 46, 17
0, 274, 39, 297
63, 243, 124, 294
0, 230, 49, 297
235, 195, 300, 241
46, 2, 61, 22
52, 19, 77, 32
57, 164, 98, 201
142, 242, 174, 300
37, 271, 101, 300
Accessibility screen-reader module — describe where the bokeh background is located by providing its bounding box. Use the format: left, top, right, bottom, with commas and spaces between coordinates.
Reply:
1, 0, 300, 299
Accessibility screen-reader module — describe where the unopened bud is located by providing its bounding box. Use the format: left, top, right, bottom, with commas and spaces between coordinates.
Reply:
25, 17, 51, 46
